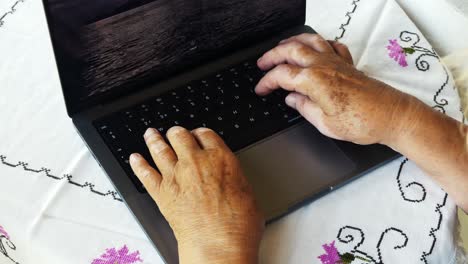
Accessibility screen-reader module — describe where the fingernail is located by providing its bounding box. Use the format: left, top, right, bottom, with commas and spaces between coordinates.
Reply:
285, 94, 297, 108
167, 126, 184, 135
254, 85, 261, 95
193, 127, 211, 133
144, 128, 157, 140
129, 153, 142, 163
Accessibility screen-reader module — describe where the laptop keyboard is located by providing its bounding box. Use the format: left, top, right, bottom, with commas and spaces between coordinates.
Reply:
94, 59, 303, 192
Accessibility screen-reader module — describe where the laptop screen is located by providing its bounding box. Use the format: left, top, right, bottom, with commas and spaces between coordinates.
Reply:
44, 0, 305, 113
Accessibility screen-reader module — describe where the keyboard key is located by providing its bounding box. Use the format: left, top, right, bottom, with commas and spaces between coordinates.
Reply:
94, 58, 303, 193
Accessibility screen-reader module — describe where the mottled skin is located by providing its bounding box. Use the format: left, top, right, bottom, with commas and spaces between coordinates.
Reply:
255, 34, 468, 213
130, 127, 263, 264
256, 34, 410, 145
129, 34, 468, 264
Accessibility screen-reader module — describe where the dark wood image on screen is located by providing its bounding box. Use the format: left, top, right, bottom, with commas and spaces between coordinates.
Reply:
49, 0, 303, 98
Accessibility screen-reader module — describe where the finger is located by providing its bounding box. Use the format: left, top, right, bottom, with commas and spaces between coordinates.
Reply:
279, 34, 335, 53
144, 128, 178, 176
257, 41, 319, 70
191, 127, 230, 150
130, 153, 162, 196
255, 64, 309, 96
329, 41, 354, 65
285, 93, 343, 140
166, 126, 201, 158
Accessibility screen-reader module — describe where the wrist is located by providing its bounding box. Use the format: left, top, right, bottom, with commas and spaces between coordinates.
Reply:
380, 92, 429, 149
176, 224, 262, 264
178, 240, 259, 264
383, 94, 455, 155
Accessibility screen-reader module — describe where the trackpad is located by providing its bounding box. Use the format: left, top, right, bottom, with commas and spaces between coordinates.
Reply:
237, 122, 356, 219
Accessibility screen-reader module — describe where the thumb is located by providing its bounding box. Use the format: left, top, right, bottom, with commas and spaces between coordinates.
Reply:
285, 92, 342, 140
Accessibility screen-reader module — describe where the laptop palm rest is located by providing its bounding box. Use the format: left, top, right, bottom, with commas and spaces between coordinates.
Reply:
237, 122, 356, 219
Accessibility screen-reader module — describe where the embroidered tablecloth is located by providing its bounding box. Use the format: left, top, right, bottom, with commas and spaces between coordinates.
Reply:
0, 0, 467, 263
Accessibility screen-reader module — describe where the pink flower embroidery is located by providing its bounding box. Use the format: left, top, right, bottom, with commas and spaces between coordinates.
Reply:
386, 39, 413, 67
92, 245, 142, 264
318, 241, 341, 264
317, 241, 371, 264
0, 225, 9, 240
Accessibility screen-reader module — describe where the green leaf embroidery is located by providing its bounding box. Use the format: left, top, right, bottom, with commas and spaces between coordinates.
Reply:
340, 253, 355, 264
355, 255, 372, 262
403, 47, 415, 55
338, 252, 372, 263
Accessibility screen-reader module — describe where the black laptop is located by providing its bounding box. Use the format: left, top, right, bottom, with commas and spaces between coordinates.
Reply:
41, 0, 398, 263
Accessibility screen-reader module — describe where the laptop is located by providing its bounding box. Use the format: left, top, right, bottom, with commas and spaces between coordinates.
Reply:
41, 0, 399, 263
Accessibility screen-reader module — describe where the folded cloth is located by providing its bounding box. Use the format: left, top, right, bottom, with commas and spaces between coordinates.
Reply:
394, 0, 468, 57
446, 0, 468, 17
0, 0, 465, 263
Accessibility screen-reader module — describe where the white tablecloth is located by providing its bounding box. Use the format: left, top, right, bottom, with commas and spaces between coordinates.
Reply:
0, 0, 466, 263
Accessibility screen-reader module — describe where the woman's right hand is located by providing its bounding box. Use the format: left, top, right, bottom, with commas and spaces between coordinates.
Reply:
256, 33, 468, 212
129, 127, 264, 264
255, 33, 421, 146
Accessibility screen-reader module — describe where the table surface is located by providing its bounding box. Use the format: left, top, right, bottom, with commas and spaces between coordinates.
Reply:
0, 0, 467, 263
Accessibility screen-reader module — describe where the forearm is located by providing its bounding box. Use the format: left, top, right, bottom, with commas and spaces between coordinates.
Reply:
386, 97, 468, 212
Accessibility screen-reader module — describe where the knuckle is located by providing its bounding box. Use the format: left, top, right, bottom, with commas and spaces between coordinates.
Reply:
149, 140, 171, 156
335, 41, 349, 48
141, 168, 154, 179
146, 133, 163, 145
303, 67, 319, 78
158, 146, 175, 159
299, 54, 313, 66
259, 75, 275, 89
148, 178, 160, 190
270, 45, 282, 56
270, 45, 286, 60
276, 64, 293, 73
295, 96, 307, 111
280, 64, 303, 80
192, 127, 215, 136
287, 40, 306, 53
290, 42, 315, 62
297, 33, 311, 38
310, 34, 326, 42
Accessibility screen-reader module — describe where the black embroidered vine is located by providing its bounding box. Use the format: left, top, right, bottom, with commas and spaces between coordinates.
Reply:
399, 31, 450, 112
396, 30, 451, 263
335, 0, 361, 41
376, 228, 408, 263
396, 158, 427, 203
0, 154, 123, 202
395, 31, 451, 205
337, 226, 408, 264
0, 235, 19, 264
0, 0, 25, 28
420, 193, 448, 263
399, 31, 438, 72
433, 68, 450, 114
